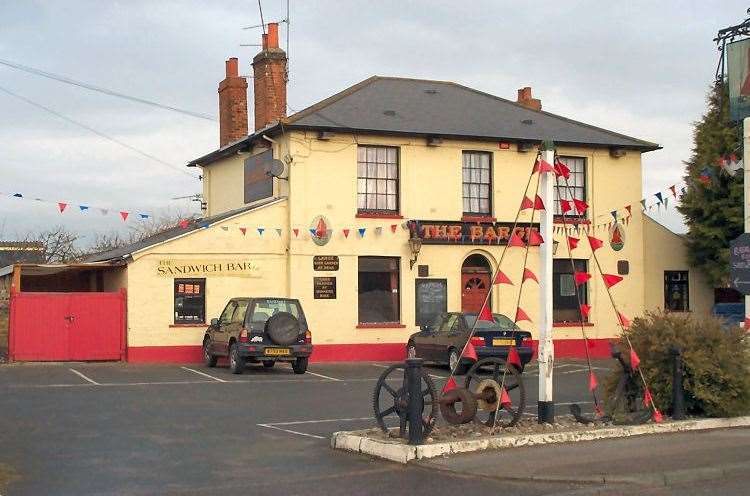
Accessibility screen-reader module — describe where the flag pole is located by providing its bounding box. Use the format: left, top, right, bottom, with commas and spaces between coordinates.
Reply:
744, 117, 749, 329
538, 139, 555, 423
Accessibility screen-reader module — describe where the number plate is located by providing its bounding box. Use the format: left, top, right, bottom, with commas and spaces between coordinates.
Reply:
265, 348, 291, 356
492, 338, 514, 346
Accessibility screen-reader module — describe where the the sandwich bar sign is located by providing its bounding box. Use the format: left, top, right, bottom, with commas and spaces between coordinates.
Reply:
156, 259, 261, 278
411, 220, 541, 245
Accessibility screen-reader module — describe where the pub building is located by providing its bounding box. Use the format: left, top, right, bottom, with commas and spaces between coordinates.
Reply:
1, 24, 714, 363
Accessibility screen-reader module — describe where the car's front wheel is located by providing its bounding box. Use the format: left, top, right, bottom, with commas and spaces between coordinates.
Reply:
229, 343, 245, 374
449, 348, 469, 375
292, 357, 308, 374
203, 339, 217, 368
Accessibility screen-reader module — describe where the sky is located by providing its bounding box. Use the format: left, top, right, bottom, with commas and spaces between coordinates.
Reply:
0, 0, 746, 244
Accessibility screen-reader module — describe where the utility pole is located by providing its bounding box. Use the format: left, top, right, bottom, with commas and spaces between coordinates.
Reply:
744, 118, 749, 328
538, 139, 555, 423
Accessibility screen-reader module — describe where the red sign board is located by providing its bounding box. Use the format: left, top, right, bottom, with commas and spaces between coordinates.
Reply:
411, 220, 540, 245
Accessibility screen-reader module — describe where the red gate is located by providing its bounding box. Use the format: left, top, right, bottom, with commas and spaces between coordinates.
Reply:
9, 289, 126, 361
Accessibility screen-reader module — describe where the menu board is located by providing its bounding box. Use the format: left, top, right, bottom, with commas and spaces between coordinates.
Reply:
313, 277, 337, 299
415, 279, 447, 326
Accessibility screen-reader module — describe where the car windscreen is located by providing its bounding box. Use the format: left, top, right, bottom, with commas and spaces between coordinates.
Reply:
250, 299, 304, 324
464, 313, 517, 330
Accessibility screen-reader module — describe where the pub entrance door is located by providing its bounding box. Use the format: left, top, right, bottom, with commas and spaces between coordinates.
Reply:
461, 254, 492, 314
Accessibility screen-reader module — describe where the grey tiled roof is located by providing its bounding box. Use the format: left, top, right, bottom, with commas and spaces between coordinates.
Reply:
86, 197, 283, 263
285, 76, 659, 151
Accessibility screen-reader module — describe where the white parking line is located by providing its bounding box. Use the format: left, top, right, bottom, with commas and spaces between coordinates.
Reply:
306, 371, 341, 381
181, 366, 227, 383
68, 368, 99, 385
257, 423, 326, 440
265, 416, 372, 426
372, 362, 447, 379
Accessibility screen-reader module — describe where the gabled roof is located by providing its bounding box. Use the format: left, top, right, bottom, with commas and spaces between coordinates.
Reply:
86, 197, 284, 263
284, 76, 659, 151
187, 76, 659, 168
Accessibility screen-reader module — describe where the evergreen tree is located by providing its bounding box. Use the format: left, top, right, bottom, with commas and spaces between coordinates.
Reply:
677, 83, 742, 287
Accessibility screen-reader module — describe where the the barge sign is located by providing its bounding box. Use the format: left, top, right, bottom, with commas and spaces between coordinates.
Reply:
411, 220, 541, 245
156, 259, 261, 278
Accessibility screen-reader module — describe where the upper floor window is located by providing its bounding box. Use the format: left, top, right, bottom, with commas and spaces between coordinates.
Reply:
357, 146, 399, 213
664, 271, 689, 312
462, 151, 492, 215
554, 156, 586, 216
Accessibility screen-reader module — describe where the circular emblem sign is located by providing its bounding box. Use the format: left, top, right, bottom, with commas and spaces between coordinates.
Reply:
310, 215, 332, 246
609, 223, 625, 251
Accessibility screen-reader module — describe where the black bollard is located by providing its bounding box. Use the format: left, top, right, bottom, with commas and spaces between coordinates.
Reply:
670, 346, 686, 420
405, 358, 424, 445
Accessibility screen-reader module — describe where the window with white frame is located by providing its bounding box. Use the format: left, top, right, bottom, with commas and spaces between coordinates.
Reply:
462, 151, 492, 215
554, 156, 586, 216
357, 146, 399, 213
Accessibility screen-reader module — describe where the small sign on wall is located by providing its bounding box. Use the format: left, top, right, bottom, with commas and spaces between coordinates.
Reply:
313, 255, 339, 271
313, 277, 337, 299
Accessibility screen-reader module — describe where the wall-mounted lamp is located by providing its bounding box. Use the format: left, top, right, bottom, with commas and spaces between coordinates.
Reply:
552, 239, 559, 255
408, 235, 423, 270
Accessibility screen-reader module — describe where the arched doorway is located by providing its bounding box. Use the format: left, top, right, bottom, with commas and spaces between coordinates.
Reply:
461, 254, 492, 313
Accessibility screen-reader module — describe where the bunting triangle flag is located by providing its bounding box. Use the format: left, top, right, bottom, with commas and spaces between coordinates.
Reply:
508, 233, 525, 247
507, 346, 522, 368
99, 208, 108, 215
220, 226, 229, 232
358, 227, 366, 238
520, 196, 534, 210
554, 159, 571, 179
275, 228, 282, 237
309, 228, 317, 237
500, 387, 512, 407
493, 270, 513, 285
589, 371, 598, 391
442, 376, 457, 393
643, 387, 653, 407
293, 228, 299, 238
390, 224, 397, 233
568, 236, 579, 250
587, 236, 604, 251
239, 227, 247, 236
655, 192, 663, 205
602, 273, 624, 288
560, 199, 572, 213
536, 159, 555, 174
618, 312, 631, 328
573, 198, 588, 214
139, 214, 149, 219
515, 307, 531, 323
478, 304, 494, 322
375, 226, 383, 235
178, 219, 190, 229
257, 228, 265, 236
574, 271, 591, 285
580, 304, 591, 318
58, 202, 67, 213
669, 185, 677, 197
119, 211, 129, 221
629, 348, 640, 370
12, 193, 22, 198
611, 210, 618, 221
528, 230, 544, 246
534, 195, 545, 210
342, 228, 350, 238
664, 197, 669, 208
79, 205, 89, 211
462, 341, 478, 361
653, 409, 664, 423
625, 205, 632, 217
522, 268, 538, 283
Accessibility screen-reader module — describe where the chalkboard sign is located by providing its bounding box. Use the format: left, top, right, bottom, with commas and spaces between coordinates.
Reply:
415, 279, 447, 326
730, 233, 750, 294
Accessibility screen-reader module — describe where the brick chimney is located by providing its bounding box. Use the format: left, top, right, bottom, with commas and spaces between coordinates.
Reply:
517, 86, 541, 111
252, 22, 287, 131
218, 57, 248, 147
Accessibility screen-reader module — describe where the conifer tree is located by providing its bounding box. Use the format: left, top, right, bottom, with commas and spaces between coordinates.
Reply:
677, 83, 742, 287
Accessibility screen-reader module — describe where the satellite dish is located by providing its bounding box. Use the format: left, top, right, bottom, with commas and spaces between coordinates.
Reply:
265, 159, 286, 178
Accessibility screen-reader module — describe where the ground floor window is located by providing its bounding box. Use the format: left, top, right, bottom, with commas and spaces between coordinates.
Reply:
665, 271, 689, 311
553, 259, 588, 323
358, 257, 400, 324
174, 278, 206, 324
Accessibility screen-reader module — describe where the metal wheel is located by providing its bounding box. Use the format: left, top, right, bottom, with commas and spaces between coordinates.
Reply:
464, 357, 525, 428
372, 363, 438, 437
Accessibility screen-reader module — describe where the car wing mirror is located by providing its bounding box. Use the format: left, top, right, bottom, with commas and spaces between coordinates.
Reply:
210, 318, 219, 327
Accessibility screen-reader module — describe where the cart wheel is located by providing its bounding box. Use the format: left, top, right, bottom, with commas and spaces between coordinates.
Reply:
464, 357, 525, 428
372, 363, 438, 437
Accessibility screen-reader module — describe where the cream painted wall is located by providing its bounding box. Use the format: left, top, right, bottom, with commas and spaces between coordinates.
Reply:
642, 216, 713, 316
124, 201, 289, 347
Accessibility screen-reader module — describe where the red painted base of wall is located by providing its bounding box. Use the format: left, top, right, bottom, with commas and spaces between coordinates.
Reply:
126, 338, 613, 364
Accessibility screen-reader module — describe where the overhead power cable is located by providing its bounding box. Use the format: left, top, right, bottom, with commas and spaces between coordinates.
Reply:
0, 85, 199, 179
0, 58, 216, 122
